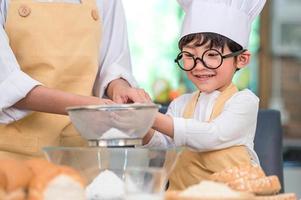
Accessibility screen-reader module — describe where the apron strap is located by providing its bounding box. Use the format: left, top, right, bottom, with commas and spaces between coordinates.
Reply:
182, 83, 238, 121
183, 91, 201, 119
209, 83, 238, 120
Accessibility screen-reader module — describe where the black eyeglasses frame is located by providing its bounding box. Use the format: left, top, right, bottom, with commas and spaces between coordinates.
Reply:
174, 49, 247, 71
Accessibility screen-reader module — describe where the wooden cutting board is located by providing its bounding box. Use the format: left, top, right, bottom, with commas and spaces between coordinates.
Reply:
165, 191, 297, 200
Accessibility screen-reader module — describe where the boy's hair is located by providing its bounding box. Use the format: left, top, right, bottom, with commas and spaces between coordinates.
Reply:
179, 32, 243, 53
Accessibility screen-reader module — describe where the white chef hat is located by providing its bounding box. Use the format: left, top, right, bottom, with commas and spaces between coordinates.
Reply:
178, 0, 266, 48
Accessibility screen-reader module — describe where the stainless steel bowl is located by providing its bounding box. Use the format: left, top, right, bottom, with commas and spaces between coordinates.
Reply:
66, 104, 160, 141
43, 147, 180, 184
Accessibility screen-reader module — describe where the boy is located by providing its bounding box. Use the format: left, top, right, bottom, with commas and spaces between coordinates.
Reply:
143, 0, 266, 190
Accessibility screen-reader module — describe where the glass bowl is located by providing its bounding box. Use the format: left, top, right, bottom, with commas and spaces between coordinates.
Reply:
43, 147, 179, 184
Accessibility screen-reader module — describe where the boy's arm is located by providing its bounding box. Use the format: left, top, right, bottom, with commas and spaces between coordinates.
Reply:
142, 98, 182, 147
152, 113, 174, 137
142, 127, 175, 148
142, 113, 174, 145
151, 91, 259, 151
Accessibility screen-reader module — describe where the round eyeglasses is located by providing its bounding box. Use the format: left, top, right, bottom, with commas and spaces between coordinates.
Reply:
174, 49, 246, 71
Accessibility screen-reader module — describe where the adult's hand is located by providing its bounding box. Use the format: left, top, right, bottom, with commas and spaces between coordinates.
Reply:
106, 78, 151, 103
98, 98, 115, 105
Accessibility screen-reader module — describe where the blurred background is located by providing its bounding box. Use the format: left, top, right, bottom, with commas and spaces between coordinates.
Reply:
122, 0, 301, 196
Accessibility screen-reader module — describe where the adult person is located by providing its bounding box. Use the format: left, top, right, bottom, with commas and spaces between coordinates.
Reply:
0, 0, 150, 159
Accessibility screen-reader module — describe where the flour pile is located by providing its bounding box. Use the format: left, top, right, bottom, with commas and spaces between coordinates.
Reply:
180, 180, 242, 198
86, 170, 125, 200
100, 128, 130, 140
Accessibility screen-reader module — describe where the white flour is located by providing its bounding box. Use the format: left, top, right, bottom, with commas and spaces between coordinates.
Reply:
180, 181, 242, 198
100, 128, 130, 140
86, 170, 125, 200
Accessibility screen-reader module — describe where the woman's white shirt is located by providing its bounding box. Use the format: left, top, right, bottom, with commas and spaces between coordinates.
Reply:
145, 89, 260, 165
0, 0, 137, 123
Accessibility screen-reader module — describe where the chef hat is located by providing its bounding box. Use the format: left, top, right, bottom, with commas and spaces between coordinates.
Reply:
178, 0, 266, 48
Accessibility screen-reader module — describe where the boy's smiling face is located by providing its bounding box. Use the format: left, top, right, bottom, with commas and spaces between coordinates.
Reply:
182, 40, 249, 93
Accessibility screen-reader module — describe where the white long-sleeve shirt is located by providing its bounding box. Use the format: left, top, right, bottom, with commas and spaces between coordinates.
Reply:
0, 0, 137, 124
146, 89, 260, 165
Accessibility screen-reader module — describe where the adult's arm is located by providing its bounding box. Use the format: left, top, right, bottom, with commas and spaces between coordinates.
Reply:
93, 0, 138, 99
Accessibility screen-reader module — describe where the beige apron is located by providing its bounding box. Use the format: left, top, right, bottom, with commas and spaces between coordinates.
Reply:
0, 0, 101, 159
168, 83, 252, 190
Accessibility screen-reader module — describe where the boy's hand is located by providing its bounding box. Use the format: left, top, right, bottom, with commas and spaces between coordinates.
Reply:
143, 129, 155, 145
109, 109, 155, 138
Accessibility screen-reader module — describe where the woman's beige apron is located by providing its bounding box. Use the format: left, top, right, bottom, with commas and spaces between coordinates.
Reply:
0, 0, 101, 159
168, 83, 252, 190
